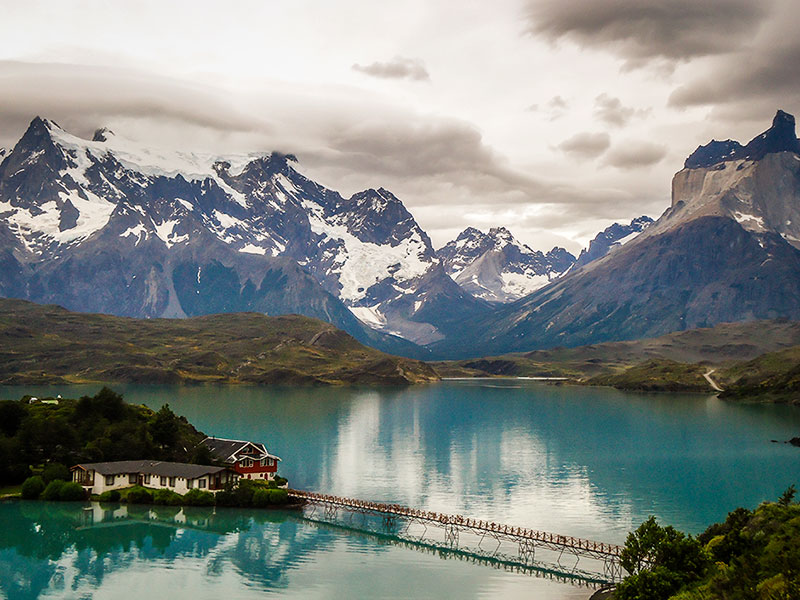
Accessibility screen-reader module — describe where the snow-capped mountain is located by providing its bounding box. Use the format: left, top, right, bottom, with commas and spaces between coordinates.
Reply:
437, 227, 575, 302
572, 216, 653, 270
426, 110, 800, 358
0, 117, 488, 350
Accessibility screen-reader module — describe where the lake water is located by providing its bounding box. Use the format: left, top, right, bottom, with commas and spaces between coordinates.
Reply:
2, 380, 799, 599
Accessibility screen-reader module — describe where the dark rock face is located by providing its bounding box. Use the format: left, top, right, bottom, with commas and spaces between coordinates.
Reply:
684, 110, 800, 168
0, 117, 488, 355
573, 216, 653, 269
430, 217, 800, 358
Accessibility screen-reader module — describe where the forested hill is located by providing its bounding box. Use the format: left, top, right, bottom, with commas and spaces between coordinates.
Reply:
0, 298, 438, 385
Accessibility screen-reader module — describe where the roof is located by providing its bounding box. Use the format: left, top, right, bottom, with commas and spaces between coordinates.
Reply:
202, 437, 281, 463
71, 460, 232, 479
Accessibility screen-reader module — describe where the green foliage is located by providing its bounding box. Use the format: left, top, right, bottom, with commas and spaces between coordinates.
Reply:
273, 476, 288, 487
58, 482, 85, 501
41, 480, 65, 501
0, 401, 26, 437
126, 486, 154, 504
20, 475, 45, 499
183, 488, 214, 506
98, 489, 121, 502
268, 488, 288, 504
252, 488, 271, 507
190, 443, 217, 466
618, 516, 708, 600
779, 485, 796, 506
0, 389, 206, 485
621, 491, 800, 599
153, 489, 184, 506
42, 463, 70, 483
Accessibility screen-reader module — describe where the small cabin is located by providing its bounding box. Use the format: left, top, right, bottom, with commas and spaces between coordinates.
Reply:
71, 460, 239, 495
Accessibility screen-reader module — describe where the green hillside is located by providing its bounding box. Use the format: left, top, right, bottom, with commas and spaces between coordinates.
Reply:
0, 298, 438, 385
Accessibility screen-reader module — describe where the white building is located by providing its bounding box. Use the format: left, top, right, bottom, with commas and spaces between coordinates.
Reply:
71, 460, 239, 496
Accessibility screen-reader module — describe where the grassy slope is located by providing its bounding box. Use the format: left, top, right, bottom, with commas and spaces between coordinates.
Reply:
0, 298, 438, 385
717, 346, 800, 403
433, 320, 800, 397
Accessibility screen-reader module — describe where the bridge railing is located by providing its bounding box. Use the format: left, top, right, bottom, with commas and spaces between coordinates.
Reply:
287, 489, 623, 558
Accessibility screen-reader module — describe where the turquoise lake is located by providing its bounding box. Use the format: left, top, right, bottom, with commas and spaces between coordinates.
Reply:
1, 380, 799, 599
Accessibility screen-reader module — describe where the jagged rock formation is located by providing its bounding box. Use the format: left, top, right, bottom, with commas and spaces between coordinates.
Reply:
427, 110, 800, 358
437, 227, 574, 302
0, 117, 490, 353
572, 216, 653, 270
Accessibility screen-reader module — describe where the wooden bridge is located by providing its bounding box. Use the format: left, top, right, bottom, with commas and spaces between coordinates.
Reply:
288, 489, 626, 583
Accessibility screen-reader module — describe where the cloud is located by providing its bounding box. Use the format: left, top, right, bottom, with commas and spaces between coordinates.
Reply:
525, 0, 771, 66
557, 132, 610, 159
352, 56, 430, 81
603, 141, 667, 169
593, 93, 647, 127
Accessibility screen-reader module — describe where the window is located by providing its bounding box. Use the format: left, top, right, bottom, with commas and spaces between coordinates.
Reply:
187, 479, 194, 489
199, 479, 207, 488
105, 475, 115, 486
160, 476, 167, 486
242, 458, 253, 468
169, 477, 176, 487
144, 474, 151, 485
129, 473, 137, 484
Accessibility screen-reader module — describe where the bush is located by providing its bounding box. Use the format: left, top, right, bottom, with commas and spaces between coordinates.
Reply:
268, 488, 289, 504
154, 489, 184, 506
183, 488, 214, 506
126, 486, 154, 504
253, 487, 289, 507
59, 481, 85, 501
273, 476, 288, 487
41, 479, 65, 501
252, 489, 271, 507
21, 476, 45, 499
42, 463, 71, 483
98, 489, 121, 502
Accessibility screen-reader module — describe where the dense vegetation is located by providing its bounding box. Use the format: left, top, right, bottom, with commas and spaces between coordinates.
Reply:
617, 489, 800, 599
718, 346, 800, 403
0, 387, 207, 485
587, 360, 711, 393
0, 298, 438, 386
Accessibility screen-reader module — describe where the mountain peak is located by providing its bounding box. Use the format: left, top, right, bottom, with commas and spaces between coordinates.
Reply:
684, 109, 800, 169
92, 127, 115, 142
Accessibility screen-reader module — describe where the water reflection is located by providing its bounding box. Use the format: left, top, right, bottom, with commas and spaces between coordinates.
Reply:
0, 500, 596, 600
2, 381, 799, 598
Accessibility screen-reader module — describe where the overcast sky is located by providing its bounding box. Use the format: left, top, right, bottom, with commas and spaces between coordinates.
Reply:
1, 0, 799, 252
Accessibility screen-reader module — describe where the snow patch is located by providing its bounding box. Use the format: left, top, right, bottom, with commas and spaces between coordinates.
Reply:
239, 243, 267, 255
350, 306, 387, 327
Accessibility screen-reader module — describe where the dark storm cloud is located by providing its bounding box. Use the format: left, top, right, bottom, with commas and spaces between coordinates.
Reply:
557, 132, 610, 159
525, 0, 771, 65
0, 61, 269, 147
352, 57, 430, 81
593, 94, 646, 127
603, 141, 667, 169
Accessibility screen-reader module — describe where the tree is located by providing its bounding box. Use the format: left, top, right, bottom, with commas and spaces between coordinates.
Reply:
618, 516, 709, 600
149, 404, 180, 452
779, 484, 796, 506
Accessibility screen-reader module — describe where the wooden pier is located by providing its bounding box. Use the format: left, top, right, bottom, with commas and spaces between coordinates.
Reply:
288, 489, 626, 583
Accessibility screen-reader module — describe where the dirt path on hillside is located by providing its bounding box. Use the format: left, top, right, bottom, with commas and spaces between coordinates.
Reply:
704, 368, 724, 392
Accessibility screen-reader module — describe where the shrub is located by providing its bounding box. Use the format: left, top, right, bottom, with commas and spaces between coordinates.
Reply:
268, 488, 289, 505
42, 463, 71, 483
183, 488, 214, 506
273, 476, 288, 487
98, 489, 121, 502
41, 479, 65, 501
21, 476, 45, 499
126, 486, 154, 504
154, 489, 184, 506
59, 481, 85, 501
252, 489, 271, 507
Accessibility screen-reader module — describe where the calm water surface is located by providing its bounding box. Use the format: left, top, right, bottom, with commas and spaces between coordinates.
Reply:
2, 380, 799, 599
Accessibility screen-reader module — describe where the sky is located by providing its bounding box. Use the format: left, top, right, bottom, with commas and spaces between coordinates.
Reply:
1, 0, 799, 252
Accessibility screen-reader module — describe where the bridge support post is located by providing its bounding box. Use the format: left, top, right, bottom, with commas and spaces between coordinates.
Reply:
518, 539, 536, 565
603, 559, 623, 583
444, 523, 459, 548
324, 504, 338, 520
382, 515, 397, 531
